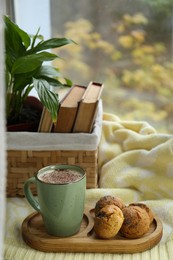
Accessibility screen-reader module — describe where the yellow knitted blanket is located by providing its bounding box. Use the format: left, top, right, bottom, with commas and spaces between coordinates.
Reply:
99, 113, 173, 200
4, 113, 173, 260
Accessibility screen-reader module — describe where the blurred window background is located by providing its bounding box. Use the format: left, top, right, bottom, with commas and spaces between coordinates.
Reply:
7, 0, 173, 133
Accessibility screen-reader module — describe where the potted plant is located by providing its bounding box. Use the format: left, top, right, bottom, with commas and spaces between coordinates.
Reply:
5, 16, 102, 197
4, 15, 73, 131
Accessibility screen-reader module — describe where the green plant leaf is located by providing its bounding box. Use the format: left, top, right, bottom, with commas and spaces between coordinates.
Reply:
37, 65, 62, 77
30, 28, 41, 50
5, 53, 14, 75
13, 75, 33, 92
33, 78, 59, 122
12, 52, 58, 74
12, 65, 41, 92
4, 19, 26, 60
4, 16, 30, 49
39, 76, 64, 87
30, 38, 74, 53
22, 85, 33, 100
63, 78, 73, 87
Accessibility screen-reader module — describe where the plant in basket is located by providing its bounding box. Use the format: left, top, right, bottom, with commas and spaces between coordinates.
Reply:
4, 15, 74, 131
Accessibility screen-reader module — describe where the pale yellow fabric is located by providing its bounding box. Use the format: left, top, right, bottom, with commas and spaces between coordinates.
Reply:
4, 113, 173, 259
99, 113, 173, 200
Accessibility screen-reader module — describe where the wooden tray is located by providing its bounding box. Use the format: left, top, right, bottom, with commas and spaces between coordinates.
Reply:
21, 207, 163, 254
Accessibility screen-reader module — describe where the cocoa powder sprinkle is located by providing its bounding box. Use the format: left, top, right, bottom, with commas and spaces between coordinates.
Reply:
39, 169, 82, 184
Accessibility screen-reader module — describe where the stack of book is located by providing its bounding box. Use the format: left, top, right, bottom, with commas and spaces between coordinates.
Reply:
38, 81, 104, 133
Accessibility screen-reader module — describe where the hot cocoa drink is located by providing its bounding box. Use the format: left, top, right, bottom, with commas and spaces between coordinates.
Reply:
38, 169, 83, 184
24, 164, 86, 236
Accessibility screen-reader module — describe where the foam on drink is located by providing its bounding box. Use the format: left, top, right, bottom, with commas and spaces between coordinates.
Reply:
38, 169, 82, 184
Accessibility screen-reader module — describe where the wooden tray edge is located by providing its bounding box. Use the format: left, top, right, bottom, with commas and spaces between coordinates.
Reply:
21, 210, 163, 254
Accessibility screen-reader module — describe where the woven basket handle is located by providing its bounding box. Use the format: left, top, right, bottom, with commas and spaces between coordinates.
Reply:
24, 177, 41, 213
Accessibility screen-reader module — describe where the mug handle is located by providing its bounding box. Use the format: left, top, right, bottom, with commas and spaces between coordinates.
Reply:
24, 176, 41, 213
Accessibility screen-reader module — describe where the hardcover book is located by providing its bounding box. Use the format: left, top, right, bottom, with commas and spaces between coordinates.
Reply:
38, 88, 69, 132
53, 84, 86, 133
38, 107, 53, 133
73, 81, 104, 133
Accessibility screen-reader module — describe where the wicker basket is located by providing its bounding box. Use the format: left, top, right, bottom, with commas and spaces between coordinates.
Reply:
7, 149, 98, 197
6, 101, 102, 197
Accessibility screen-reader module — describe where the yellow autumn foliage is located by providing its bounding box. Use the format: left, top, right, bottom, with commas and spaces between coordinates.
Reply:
118, 35, 133, 48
